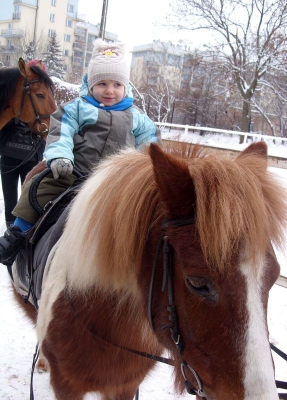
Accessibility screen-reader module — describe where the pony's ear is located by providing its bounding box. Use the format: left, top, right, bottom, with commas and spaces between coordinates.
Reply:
237, 141, 268, 160
18, 57, 27, 76
149, 143, 196, 218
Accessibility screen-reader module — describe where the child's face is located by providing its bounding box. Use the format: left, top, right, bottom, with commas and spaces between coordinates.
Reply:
92, 80, 125, 106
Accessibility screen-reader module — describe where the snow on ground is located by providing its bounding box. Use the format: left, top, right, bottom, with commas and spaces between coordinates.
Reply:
0, 136, 287, 399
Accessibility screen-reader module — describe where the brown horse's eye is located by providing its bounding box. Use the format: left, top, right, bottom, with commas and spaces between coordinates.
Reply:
36, 93, 45, 99
185, 276, 218, 303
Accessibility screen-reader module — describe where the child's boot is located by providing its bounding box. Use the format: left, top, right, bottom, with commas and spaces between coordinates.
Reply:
0, 225, 25, 266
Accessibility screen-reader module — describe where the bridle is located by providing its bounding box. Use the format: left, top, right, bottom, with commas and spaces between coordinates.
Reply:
15, 75, 53, 136
148, 215, 206, 398
28, 210, 287, 400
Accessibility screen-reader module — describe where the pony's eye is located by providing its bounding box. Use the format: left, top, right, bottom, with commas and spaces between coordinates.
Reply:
185, 276, 218, 303
186, 277, 209, 291
36, 93, 45, 99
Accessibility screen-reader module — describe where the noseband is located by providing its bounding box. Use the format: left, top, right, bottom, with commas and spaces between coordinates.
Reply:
15, 76, 52, 136
148, 216, 206, 398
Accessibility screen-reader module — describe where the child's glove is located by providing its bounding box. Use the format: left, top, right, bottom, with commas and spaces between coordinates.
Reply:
50, 158, 73, 179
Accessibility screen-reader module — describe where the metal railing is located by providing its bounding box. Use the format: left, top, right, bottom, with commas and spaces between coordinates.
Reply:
157, 122, 287, 159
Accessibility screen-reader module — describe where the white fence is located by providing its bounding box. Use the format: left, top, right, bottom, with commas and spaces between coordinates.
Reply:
156, 122, 287, 160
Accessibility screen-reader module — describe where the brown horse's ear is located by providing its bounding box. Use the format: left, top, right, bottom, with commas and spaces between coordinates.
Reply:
18, 57, 28, 76
149, 143, 196, 218
238, 141, 267, 159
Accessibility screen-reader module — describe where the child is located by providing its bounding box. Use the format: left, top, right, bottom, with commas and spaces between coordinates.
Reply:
0, 39, 161, 266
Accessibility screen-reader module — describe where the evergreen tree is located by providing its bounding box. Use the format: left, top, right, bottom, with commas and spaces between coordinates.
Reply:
42, 32, 64, 79
23, 40, 36, 62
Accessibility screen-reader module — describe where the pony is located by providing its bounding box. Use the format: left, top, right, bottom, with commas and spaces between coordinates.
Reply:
15, 141, 287, 399
0, 58, 56, 136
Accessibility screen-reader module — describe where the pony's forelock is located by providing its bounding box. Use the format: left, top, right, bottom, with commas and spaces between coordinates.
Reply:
60, 144, 287, 295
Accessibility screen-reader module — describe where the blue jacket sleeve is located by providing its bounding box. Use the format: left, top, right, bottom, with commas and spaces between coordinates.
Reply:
130, 108, 159, 148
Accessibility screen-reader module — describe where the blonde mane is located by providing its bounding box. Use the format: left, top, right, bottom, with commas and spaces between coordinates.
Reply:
61, 144, 287, 295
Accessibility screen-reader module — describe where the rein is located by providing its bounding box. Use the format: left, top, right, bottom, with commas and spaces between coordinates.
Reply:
15, 76, 51, 136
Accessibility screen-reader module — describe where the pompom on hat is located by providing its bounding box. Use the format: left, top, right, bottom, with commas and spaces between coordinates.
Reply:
88, 39, 130, 92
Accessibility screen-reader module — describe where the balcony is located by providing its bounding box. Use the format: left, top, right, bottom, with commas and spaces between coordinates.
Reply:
0, 44, 18, 54
73, 42, 85, 52
12, 12, 21, 19
74, 28, 86, 38
0, 29, 24, 37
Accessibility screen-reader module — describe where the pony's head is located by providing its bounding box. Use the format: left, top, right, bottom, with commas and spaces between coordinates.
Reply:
0, 58, 56, 135
53, 142, 286, 399
145, 141, 286, 398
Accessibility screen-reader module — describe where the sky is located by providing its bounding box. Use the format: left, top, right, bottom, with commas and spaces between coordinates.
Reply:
77, 0, 197, 58
0, 130, 286, 399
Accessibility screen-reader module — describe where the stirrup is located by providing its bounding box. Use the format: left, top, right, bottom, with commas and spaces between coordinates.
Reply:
0, 226, 25, 266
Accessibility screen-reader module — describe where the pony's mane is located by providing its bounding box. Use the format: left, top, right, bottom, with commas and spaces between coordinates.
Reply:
0, 68, 20, 116
62, 144, 287, 295
186, 147, 287, 270
0, 65, 54, 117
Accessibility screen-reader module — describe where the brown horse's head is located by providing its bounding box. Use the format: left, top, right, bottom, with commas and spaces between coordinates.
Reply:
35, 142, 286, 400
17, 58, 56, 136
143, 141, 285, 399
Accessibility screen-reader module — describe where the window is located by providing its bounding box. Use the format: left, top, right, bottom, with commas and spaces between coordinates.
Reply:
50, 14, 55, 22
64, 34, 71, 42
51, 0, 56, 5
66, 19, 72, 27
63, 49, 69, 56
63, 64, 68, 71
67, 4, 74, 12
48, 29, 56, 37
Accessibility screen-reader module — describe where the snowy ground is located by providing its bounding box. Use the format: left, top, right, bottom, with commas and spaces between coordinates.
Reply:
0, 140, 287, 399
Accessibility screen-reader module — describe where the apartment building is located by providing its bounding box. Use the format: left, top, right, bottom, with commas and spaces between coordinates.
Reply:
130, 40, 184, 91
0, 0, 117, 79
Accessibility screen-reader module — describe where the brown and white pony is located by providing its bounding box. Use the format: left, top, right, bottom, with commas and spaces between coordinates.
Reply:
0, 58, 56, 136
23, 141, 287, 399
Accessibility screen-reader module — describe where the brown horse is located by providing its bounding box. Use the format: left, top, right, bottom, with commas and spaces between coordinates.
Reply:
0, 58, 56, 136
17, 141, 287, 399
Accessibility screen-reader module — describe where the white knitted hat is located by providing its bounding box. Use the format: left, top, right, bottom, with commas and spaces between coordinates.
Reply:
88, 39, 130, 92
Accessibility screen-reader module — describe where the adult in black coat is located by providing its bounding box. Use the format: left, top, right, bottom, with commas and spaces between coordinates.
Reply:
0, 118, 45, 227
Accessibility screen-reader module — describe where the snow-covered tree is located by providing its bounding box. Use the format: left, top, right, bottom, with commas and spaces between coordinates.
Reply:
168, 0, 287, 137
42, 32, 64, 79
23, 40, 36, 62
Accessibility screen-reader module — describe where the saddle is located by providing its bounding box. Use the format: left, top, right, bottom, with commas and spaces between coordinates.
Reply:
10, 168, 85, 309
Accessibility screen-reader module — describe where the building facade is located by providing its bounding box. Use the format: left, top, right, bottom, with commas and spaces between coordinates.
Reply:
130, 40, 184, 92
0, 0, 117, 80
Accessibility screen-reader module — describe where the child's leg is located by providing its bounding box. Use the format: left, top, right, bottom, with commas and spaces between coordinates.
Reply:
0, 173, 76, 266
13, 172, 76, 224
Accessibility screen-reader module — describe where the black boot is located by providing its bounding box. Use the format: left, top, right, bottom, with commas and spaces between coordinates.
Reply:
0, 225, 25, 267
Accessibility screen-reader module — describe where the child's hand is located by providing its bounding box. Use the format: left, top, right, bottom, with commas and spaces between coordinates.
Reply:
50, 158, 73, 179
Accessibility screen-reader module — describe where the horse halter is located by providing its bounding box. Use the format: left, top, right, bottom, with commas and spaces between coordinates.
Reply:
148, 216, 206, 398
15, 75, 52, 136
